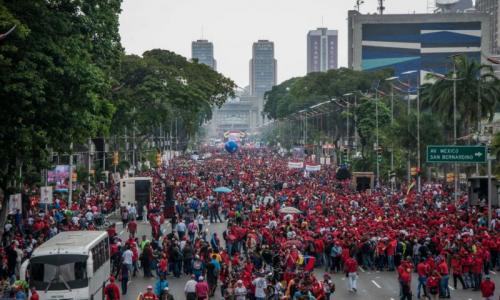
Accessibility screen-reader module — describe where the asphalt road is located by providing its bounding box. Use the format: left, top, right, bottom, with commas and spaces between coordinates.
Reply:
113, 220, 500, 300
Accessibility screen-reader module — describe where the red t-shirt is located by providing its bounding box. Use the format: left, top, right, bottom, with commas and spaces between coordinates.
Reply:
345, 258, 358, 273
480, 280, 495, 297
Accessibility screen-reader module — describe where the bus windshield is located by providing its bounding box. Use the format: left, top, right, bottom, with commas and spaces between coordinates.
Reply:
29, 254, 88, 291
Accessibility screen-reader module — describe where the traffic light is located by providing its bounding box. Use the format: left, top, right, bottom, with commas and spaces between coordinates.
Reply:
156, 151, 162, 167
376, 146, 382, 162
112, 151, 119, 166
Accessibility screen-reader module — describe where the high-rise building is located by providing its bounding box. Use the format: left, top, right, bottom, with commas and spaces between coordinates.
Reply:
348, 10, 491, 81
307, 28, 338, 73
249, 40, 277, 97
191, 39, 217, 70
476, 0, 500, 54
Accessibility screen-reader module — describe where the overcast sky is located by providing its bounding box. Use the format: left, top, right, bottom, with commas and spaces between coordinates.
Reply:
119, 0, 429, 87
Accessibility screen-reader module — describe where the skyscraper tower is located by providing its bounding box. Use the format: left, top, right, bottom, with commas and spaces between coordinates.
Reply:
307, 28, 338, 73
191, 39, 217, 70
476, 0, 499, 54
249, 40, 277, 97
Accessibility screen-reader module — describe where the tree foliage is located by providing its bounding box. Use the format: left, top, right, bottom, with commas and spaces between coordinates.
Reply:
421, 55, 500, 139
112, 50, 236, 146
0, 1, 236, 190
0, 0, 122, 189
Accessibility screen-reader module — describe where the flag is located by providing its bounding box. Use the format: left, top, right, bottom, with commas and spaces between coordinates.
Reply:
406, 181, 416, 195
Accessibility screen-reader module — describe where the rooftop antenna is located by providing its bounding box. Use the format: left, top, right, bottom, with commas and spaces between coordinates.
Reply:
201, 25, 204, 39
377, 0, 385, 14
355, 0, 364, 12
321, 16, 324, 27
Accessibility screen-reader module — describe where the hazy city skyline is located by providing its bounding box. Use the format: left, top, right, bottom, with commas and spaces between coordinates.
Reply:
120, 0, 429, 87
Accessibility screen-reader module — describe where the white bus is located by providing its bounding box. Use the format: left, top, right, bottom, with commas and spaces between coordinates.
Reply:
20, 231, 110, 300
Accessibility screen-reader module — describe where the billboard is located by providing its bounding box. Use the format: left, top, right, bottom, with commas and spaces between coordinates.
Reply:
47, 165, 70, 189
361, 21, 482, 79
40, 186, 53, 204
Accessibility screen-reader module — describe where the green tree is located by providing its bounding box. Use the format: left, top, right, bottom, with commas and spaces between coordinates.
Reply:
112, 50, 236, 151
0, 1, 122, 190
421, 55, 500, 140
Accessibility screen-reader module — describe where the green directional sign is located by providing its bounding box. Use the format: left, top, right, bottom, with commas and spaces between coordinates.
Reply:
427, 145, 487, 163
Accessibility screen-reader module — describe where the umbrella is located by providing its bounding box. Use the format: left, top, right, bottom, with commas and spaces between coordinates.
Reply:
279, 206, 302, 214
213, 186, 232, 193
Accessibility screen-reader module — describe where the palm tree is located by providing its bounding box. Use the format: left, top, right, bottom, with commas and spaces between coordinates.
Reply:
421, 55, 500, 141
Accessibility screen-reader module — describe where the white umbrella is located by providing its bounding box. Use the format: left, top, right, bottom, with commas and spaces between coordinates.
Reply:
279, 206, 302, 214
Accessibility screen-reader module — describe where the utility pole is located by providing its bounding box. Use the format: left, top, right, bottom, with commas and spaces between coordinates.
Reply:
377, 0, 385, 15
476, 83, 481, 175
346, 101, 350, 160
68, 142, 73, 207
124, 127, 128, 162
487, 146, 492, 229
417, 83, 421, 193
132, 120, 136, 169
88, 138, 92, 194
390, 84, 395, 192
375, 91, 380, 187
453, 64, 458, 204
407, 85, 411, 184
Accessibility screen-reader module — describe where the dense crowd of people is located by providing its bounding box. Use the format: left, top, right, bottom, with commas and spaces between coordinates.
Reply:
0, 148, 498, 300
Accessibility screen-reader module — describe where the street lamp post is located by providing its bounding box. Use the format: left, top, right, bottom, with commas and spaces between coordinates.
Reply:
375, 90, 380, 187
385, 76, 399, 192
453, 64, 458, 204
402, 70, 422, 192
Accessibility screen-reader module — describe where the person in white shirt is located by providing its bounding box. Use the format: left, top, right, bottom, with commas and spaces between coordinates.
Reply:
234, 280, 247, 300
252, 275, 267, 300
196, 214, 204, 232
122, 246, 133, 276
184, 275, 197, 300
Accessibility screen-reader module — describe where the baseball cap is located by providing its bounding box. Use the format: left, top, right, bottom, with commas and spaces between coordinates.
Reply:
147, 285, 153, 289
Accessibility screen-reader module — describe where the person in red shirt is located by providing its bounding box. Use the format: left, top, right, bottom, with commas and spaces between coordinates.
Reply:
344, 256, 358, 293
437, 258, 450, 298
400, 268, 412, 300
140, 285, 158, 300
427, 271, 441, 300
479, 275, 495, 300
416, 259, 430, 299
104, 276, 120, 300
127, 218, 137, 238
195, 276, 209, 300
451, 254, 466, 290
472, 254, 484, 291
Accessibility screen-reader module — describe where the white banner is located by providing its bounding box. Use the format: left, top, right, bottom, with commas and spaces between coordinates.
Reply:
305, 164, 321, 172
8, 194, 22, 215
40, 186, 53, 204
320, 157, 326, 165
288, 161, 304, 169
325, 157, 331, 165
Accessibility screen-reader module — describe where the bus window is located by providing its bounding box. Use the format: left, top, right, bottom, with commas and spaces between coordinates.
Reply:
29, 255, 88, 291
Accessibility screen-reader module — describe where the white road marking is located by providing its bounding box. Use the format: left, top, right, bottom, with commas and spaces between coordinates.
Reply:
448, 285, 455, 290
371, 280, 381, 288
490, 271, 497, 275
359, 267, 365, 273
390, 298, 395, 300
376, 276, 380, 279
119, 230, 125, 235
